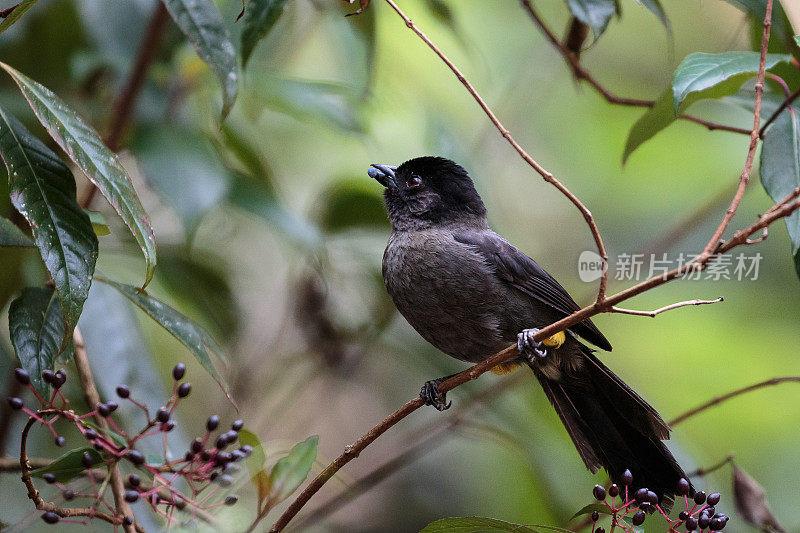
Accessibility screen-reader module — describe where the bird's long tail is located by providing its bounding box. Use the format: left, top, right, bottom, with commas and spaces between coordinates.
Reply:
526, 347, 688, 509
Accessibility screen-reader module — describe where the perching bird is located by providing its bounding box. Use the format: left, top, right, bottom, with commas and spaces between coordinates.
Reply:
368, 156, 689, 506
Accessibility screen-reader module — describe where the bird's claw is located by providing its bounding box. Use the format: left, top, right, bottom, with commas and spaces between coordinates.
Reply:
518, 328, 549, 361
420, 379, 452, 411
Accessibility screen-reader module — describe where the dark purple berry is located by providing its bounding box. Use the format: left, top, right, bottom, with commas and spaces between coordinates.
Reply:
200, 451, 211, 461
646, 490, 659, 504
81, 452, 93, 468
116, 385, 130, 398
679, 511, 689, 520
127, 450, 145, 466
677, 477, 690, 496
224, 494, 238, 505
593, 484, 606, 500
698, 514, 710, 529
608, 484, 619, 498
218, 474, 233, 487
707, 492, 721, 506
7, 397, 23, 410
106, 401, 118, 412
43, 473, 56, 484
54, 436, 65, 447
162, 420, 175, 432
42, 511, 59, 524
191, 439, 203, 453
591, 510, 599, 522
97, 403, 112, 417
230, 450, 245, 462
62, 488, 75, 501
639, 502, 651, 512
596, 528, 605, 533
685, 517, 698, 530
621, 469, 633, 486
128, 474, 140, 487
634, 488, 649, 502
14, 368, 30, 385
172, 363, 186, 381
231, 420, 244, 431
694, 491, 706, 504
705, 506, 716, 516
216, 434, 229, 450
206, 415, 220, 431
156, 407, 170, 423
632, 510, 646, 526
94, 442, 104, 451
42, 369, 55, 384
209, 471, 218, 481
124, 490, 139, 503
177, 382, 191, 398
84, 428, 98, 440
214, 452, 232, 465
123, 516, 134, 526
184, 451, 194, 461
709, 517, 726, 530
53, 369, 66, 388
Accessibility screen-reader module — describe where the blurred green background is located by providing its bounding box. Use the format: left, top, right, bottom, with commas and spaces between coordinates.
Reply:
0, 0, 798, 531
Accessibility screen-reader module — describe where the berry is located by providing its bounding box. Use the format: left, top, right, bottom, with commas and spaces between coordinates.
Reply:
215, 452, 232, 465
82, 452, 93, 468
677, 477, 691, 496
632, 510, 646, 526
43, 473, 56, 484
14, 368, 30, 385
156, 407, 170, 423
200, 451, 211, 461
62, 488, 75, 501
123, 517, 134, 526
634, 488, 649, 502
621, 469, 633, 486
679, 511, 689, 520
128, 474, 140, 487
705, 506, 716, 516
709, 517, 726, 530
240, 445, 253, 457
172, 363, 186, 381
639, 502, 651, 512
206, 415, 220, 431
106, 401, 118, 412
94, 442, 104, 451
42, 369, 55, 385
685, 517, 698, 530
225, 494, 238, 505
593, 484, 606, 500
707, 492, 721, 506
7, 397, 23, 410
694, 491, 706, 504
698, 514, 710, 529
54, 436, 65, 447
127, 450, 145, 466
230, 449, 246, 462
191, 439, 203, 453
231, 420, 244, 431
608, 484, 619, 498
53, 369, 66, 388
596, 528, 605, 533
42, 511, 60, 524
216, 434, 229, 450
646, 490, 659, 504
116, 385, 130, 398
163, 420, 175, 432
177, 382, 191, 398
124, 490, 139, 503
209, 471, 218, 481
591, 510, 599, 522
223, 463, 240, 474
97, 403, 112, 417
218, 474, 233, 487
84, 428, 98, 440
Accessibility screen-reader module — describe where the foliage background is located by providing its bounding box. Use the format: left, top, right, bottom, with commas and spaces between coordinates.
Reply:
0, 0, 798, 531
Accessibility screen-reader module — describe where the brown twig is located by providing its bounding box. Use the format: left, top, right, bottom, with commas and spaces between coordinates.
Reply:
759, 87, 800, 137
80, 2, 170, 208
518, 0, 751, 136
686, 454, 735, 478
0, 455, 49, 471
610, 297, 724, 318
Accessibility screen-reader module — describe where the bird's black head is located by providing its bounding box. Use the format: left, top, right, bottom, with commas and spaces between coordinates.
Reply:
368, 156, 487, 231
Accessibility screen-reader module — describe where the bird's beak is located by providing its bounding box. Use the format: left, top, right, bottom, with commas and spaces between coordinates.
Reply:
368, 164, 398, 189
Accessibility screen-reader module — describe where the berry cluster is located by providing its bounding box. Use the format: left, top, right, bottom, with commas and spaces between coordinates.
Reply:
588, 470, 729, 532
7, 363, 248, 528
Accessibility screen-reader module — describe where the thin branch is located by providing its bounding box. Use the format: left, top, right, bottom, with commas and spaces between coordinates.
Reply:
759, 87, 800, 136
687, 454, 735, 478
610, 297, 723, 318
0, 456, 49, 471
381, 0, 610, 303
699, 0, 773, 259
669, 376, 800, 427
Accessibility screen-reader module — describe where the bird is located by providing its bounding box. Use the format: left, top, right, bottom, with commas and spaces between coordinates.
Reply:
368, 156, 689, 506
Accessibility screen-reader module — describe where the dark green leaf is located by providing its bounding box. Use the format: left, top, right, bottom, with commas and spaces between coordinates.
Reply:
420, 517, 544, 532
133, 125, 230, 234
9, 287, 65, 394
241, 0, 292, 68
161, 0, 238, 119
638, 0, 670, 31
30, 447, 104, 482
725, 0, 800, 59
564, 0, 617, 37
0, 0, 41, 35
0, 63, 156, 289
622, 88, 674, 163
269, 435, 318, 503
218, 124, 275, 192
0, 108, 98, 341
570, 503, 612, 520
0, 217, 33, 247
315, 176, 388, 233
81, 421, 127, 448
673, 52, 791, 113
94, 276, 232, 401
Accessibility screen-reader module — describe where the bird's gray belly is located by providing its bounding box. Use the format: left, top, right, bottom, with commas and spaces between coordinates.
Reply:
382, 233, 508, 362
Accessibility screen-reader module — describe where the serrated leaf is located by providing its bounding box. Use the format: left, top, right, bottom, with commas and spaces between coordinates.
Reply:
161, 0, 238, 119
315, 176, 388, 233
0, 0, 41, 35
241, 0, 292, 68
0, 217, 33, 247
570, 503, 613, 520
623, 88, 675, 163
0, 63, 156, 289
268, 435, 318, 503
564, 0, 617, 37
9, 287, 66, 395
30, 447, 104, 482
95, 276, 232, 402
420, 517, 551, 532
0, 108, 97, 343
733, 465, 786, 532
672, 52, 791, 113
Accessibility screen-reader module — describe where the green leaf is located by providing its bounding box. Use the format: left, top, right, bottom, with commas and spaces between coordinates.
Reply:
238, 428, 271, 504
623, 88, 675, 163
94, 276, 232, 401
30, 447, 104, 482
0, 0, 41, 35
314, 176, 388, 233
0, 108, 98, 342
85, 210, 110, 236
570, 503, 612, 520
81, 421, 127, 448
241, 0, 292, 68
8, 287, 66, 395
0, 217, 33, 247
637, 0, 670, 31
269, 435, 318, 503
725, 0, 800, 59
564, 0, 618, 37
420, 517, 546, 533
0, 63, 156, 289
161, 0, 238, 119
672, 52, 791, 113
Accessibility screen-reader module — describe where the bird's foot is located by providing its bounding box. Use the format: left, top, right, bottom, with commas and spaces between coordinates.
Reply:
420, 376, 453, 411
518, 328, 550, 362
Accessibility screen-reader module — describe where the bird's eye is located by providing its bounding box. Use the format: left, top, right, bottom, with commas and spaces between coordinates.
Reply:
406, 176, 422, 188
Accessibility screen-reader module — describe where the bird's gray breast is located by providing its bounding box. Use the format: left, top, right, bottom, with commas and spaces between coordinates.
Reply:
382, 229, 507, 362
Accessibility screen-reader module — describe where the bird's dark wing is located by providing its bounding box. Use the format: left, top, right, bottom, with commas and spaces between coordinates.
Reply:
453, 230, 612, 351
